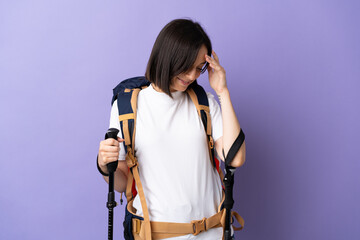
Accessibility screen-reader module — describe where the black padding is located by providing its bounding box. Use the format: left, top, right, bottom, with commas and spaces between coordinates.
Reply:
128, 119, 134, 147
224, 129, 245, 166
119, 121, 127, 153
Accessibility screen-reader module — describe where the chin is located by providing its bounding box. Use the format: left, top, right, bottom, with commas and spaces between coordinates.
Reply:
170, 78, 195, 92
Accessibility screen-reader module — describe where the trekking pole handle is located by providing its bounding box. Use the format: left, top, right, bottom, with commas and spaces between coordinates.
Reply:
104, 128, 119, 240
105, 128, 119, 173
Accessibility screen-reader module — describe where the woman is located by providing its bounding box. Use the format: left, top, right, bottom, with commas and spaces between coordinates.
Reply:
97, 19, 246, 240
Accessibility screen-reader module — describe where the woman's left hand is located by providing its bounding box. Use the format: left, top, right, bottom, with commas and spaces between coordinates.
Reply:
205, 50, 228, 94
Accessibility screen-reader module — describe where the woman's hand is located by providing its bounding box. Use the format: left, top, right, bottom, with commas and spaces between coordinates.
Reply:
98, 137, 128, 192
98, 137, 124, 169
205, 50, 228, 95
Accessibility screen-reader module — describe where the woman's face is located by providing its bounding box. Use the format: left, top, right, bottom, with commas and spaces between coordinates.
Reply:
170, 45, 208, 92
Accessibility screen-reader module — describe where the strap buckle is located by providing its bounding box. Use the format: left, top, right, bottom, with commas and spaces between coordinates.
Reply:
125, 150, 138, 168
132, 218, 141, 234
191, 217, 207, 236
209, 136, 214, 149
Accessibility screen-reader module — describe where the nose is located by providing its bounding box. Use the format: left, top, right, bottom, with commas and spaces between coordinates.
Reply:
185, 67, 199, 80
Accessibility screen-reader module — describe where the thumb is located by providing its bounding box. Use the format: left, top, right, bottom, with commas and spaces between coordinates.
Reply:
117, 137, 125, 142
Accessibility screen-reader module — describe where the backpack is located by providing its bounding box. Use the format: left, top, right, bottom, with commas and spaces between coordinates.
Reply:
111, 76, 244, 240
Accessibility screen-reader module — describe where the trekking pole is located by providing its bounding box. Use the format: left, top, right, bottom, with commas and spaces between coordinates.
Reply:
222, 129, 245, 240
105, 128, 120, 240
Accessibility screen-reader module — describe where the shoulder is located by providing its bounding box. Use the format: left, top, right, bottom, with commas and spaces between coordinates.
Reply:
206, 92, 220, 110
206, 92, 216, 102
110, 99, 119, 118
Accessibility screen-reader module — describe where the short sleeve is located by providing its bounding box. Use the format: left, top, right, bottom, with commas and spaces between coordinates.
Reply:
109, 100, 126, 160
207, 92, 223, 142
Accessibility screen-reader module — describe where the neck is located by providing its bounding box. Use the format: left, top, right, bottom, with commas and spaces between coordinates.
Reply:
152, 83, 177, 93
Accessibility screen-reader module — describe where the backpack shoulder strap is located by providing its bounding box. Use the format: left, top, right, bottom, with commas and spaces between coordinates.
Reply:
186, 83, 217, 169
112, 76, 152, 240
112, 76, 150, 153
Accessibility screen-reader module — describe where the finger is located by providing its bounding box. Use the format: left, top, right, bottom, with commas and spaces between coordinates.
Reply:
212, 50, 220, 62
206, 55, 223, 71
101, 147, 119, 156
104, 138, 120, 146
208, 62, 222, 71
117, 137, 125, 142
205, 55, 218, 68
98, 152, 118, 164
102, 153, 119, 162
206, 54, 221, 67
101, 144, 120, 153
207, 64, 214, 74
103, 151, 119, 158
205, 54, 214, 62
102, 156, 118, 165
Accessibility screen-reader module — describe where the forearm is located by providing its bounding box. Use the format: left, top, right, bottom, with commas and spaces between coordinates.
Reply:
102, 170, 127, 193
218, 89, 246, 167
100, 160, 128, 193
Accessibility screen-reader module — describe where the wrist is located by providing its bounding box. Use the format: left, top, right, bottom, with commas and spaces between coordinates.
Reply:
97, 154, 109, 176
216, 88, 230, 98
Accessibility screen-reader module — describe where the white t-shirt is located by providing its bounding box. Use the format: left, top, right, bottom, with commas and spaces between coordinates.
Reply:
109, 84, 224, 239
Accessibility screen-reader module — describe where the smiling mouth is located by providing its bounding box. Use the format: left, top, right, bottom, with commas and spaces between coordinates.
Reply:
177, 77, 192, 86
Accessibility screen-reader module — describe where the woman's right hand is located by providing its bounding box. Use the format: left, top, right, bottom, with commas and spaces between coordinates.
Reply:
98, 137, 125, 169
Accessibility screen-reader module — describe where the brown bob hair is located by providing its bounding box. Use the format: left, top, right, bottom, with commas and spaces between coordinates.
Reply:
145, 19, 212, 96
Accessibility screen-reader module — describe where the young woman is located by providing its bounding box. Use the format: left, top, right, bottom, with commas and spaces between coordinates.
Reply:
97, 19, 246, 240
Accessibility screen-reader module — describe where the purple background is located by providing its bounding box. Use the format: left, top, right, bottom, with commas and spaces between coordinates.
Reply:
1, 0, 359, 239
